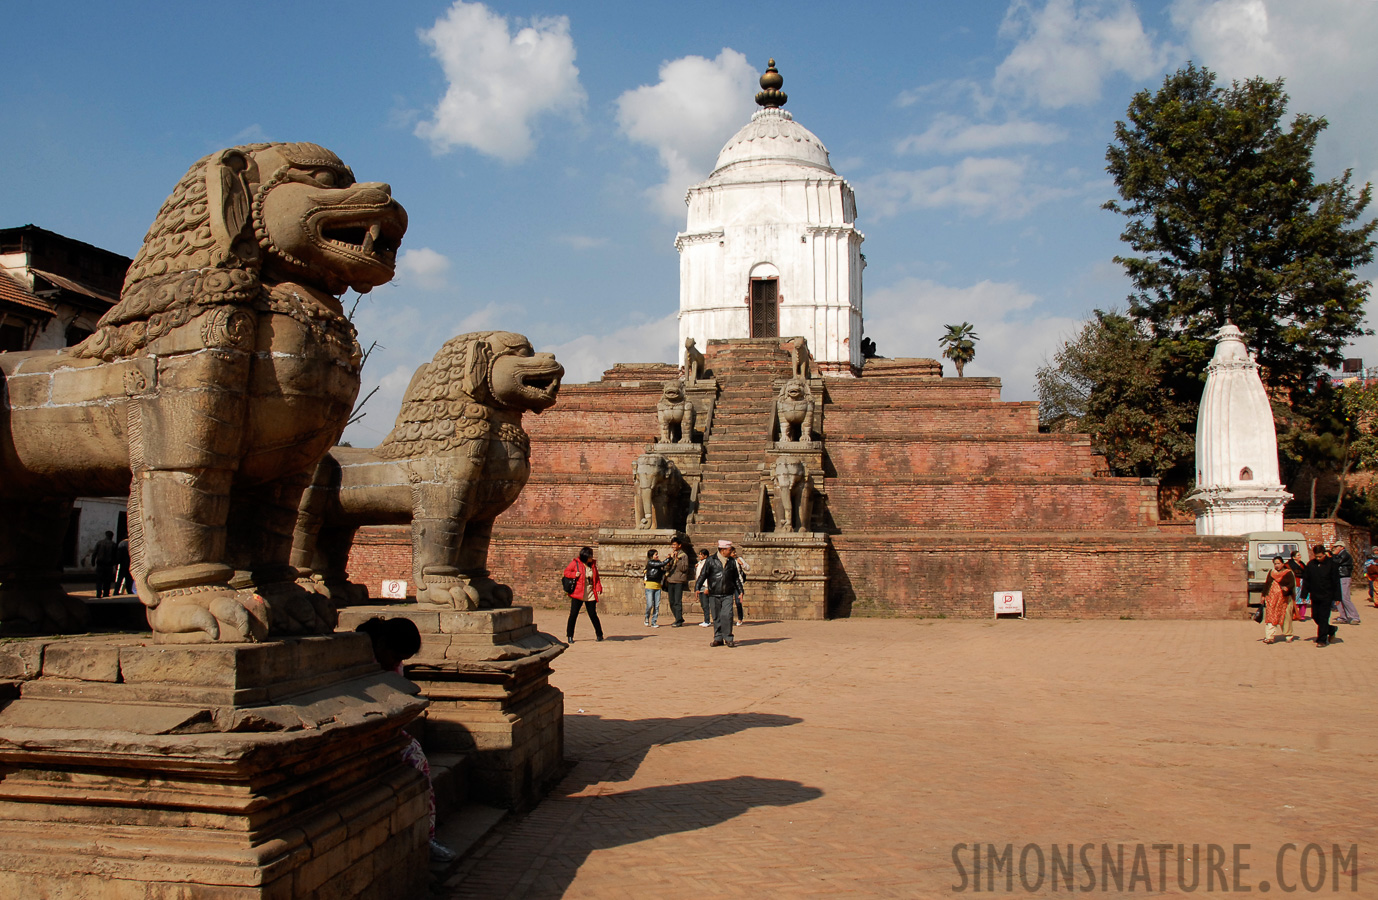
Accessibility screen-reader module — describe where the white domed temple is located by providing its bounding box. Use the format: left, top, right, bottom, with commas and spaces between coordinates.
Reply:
676, 61, 864, 376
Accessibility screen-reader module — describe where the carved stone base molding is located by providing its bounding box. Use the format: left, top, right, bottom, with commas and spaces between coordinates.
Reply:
337, 604, 566, 809
0, 633, 429, 900
593, 529, 684, 616
732, 532, 830, 620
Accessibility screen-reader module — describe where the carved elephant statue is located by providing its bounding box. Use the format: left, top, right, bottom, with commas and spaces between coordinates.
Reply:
771, 456, 812, 533
633, 453, 683, 530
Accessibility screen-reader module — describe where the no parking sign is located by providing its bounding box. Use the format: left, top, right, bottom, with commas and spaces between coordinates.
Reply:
993, 590, 1024, 617
381, 579, 408, 600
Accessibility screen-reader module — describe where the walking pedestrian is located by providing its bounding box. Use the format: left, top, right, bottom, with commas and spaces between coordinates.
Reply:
90, 531, 117, 598
1260, 556, 1296, 644
731, 545, 750, 625
1331, 541, 1361, 625
694, 548, 712, 626
1367, 555, 1378, 607
563, 547, 604, 643
663, 536, 691, 626
644, 549, 666, 627
695, 539, 745, 647
114, 537, 134, 595
1288, 551, 1308, 621
1301, 544, 1341, 647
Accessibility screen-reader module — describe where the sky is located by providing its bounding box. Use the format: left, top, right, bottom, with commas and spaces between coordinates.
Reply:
5, 0, 1377, 446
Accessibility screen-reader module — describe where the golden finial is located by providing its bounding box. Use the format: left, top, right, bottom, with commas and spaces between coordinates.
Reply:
755, 58, 787, 109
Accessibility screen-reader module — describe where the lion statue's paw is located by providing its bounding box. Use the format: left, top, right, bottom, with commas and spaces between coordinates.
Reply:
464, 575, 514, 609
416, 575, 480, 610
147, 587, 270, 644
259, 582, 338, 635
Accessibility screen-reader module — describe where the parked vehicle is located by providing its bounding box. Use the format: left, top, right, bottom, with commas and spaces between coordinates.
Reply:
1245, 531, 1309, 604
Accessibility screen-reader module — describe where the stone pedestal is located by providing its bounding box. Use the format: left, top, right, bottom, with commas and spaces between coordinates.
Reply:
338, 604, 565, 809
734, 532, 829, 619
0, 634, 430, 900
595, 528, 681, 616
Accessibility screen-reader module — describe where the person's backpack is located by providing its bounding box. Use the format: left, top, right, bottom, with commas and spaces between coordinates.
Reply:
561, 561, 579, 595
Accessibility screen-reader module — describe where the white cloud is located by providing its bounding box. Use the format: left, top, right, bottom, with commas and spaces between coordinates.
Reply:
616, 48, 759, 219
896, 78, 994, 115
555, 234, 609, 250
864, 277, 1079, 399
395, 247, 452, 291
415, 1, 585, 162
862, 156, 1072, 220
897, 113, 1066, 154
995, 0, 1170, 107
537, 312, 680, 384
1170, 0, 1378, 185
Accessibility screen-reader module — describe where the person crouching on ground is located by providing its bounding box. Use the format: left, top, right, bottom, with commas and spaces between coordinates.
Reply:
1302, 544, 1341, 647
696, 539, 745, 648
1261, 556, 1296, 644
644, 549, 666, 627
564, 546, 604, 643
356, 616, 456, 863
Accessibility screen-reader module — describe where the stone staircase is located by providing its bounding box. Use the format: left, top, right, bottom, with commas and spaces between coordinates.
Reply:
691, 340, 794, 536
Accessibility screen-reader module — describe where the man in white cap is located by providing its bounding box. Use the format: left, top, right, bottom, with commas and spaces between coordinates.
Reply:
1332, 541, 1361, 625
695, 539, 745, 647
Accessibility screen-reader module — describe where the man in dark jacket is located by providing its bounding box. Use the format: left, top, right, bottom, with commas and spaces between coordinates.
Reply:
663, 537, 691, 627
1331, 541, 1361, 625
695, 539, 744, 647
1302, 544, 1342, 647
90, 531, 117, 599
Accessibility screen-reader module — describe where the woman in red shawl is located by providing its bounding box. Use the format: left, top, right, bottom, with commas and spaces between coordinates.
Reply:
1262, 556, 1296, 644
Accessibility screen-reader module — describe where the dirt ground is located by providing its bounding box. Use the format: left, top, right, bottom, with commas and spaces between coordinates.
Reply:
444, 606, 1374, 898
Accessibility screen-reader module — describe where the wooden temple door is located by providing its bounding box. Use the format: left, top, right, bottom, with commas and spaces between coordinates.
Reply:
750, 277, 778, 338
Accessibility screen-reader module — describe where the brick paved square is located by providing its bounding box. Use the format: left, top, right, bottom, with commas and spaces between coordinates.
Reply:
440, 612, 1377, 898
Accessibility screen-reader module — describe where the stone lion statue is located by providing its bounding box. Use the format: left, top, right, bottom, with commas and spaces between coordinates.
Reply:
683, 337, 706, 385
776, 379, 815, 443
632, 452, 683, 531
771, 456, 812, 533
0, 142, 407, 641
291, 331, 563, 609
656, 380, 697, 444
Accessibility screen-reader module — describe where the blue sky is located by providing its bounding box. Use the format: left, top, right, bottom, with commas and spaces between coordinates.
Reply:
5, 0, 1377, 445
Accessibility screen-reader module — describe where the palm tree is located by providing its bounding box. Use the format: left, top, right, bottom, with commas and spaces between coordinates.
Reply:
939, 322, 979, 377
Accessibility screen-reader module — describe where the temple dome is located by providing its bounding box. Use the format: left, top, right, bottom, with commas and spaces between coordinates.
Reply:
711, 108, 833, 176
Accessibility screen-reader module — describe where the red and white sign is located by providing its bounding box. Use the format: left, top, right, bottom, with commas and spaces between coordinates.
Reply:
993, 591, 1024, 616
381, 579, 408, 600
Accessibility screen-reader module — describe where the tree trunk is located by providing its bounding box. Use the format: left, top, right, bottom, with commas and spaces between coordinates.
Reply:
1329, 435, 1352, 519
955, 360, 965, 377
1309, 476, 1317, 518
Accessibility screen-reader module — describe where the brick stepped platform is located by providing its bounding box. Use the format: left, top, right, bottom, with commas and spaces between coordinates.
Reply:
691, 341, 793, 533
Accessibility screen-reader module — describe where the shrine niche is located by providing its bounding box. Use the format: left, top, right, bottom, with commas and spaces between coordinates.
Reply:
0, 142, 407, 641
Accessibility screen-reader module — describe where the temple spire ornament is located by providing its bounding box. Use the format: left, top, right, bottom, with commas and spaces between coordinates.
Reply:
755, 59, 788, 109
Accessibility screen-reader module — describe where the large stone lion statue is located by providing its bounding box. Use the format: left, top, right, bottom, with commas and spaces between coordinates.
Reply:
656, 380, 697, 444
0, 142, 406, 641
291, 331, 563, 609
775, 379, 815, 443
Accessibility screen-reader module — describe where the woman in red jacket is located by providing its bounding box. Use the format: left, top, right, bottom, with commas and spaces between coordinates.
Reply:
563, 546, 604, 642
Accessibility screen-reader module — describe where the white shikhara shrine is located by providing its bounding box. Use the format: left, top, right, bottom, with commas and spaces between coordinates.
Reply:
1185, 323, 1292, 534
676, 61, 864, 376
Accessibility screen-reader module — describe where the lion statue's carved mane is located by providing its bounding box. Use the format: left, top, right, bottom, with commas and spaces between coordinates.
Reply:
292, 331, 563, 610
0, 142, 406, 641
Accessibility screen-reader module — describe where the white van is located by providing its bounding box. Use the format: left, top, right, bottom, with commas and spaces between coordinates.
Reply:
1245, 531, 1309, 599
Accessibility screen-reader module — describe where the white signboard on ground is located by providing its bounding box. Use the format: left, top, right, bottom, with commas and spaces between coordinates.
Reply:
381, 579, 408, 600
994, 591, 1024, 617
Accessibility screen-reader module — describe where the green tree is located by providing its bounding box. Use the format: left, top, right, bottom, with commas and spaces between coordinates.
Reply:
939, 322, 979, 377
1105, 63, 1375, 396
1036, 310, 1197, 478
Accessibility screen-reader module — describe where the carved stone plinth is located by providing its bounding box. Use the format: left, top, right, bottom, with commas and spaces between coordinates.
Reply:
733, 532, 829, 619
0, 634, 429, 900
595, 528, 683, 616
337, 604, 565, 809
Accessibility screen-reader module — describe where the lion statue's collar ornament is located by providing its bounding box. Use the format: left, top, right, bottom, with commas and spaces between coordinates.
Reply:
0, 142, 406, 641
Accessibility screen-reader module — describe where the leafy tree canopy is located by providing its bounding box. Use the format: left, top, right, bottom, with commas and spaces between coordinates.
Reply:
1104, 62, 1375, 395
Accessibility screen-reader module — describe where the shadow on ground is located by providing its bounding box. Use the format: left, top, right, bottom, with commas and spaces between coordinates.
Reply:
446, 775, 822, 899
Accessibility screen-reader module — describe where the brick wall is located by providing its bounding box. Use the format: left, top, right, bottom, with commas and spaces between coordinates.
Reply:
826, 436, 1102, 478
829, 532, 1247, 619
823, 480, 1159, 531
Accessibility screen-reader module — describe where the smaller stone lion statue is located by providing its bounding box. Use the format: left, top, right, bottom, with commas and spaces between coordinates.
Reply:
771, 456, 812, 533
291, 331, 563, 609
633, 453, 683, 530
656, 380, 697, 444
776, 379, 815, 443
683, 337, 707, 385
